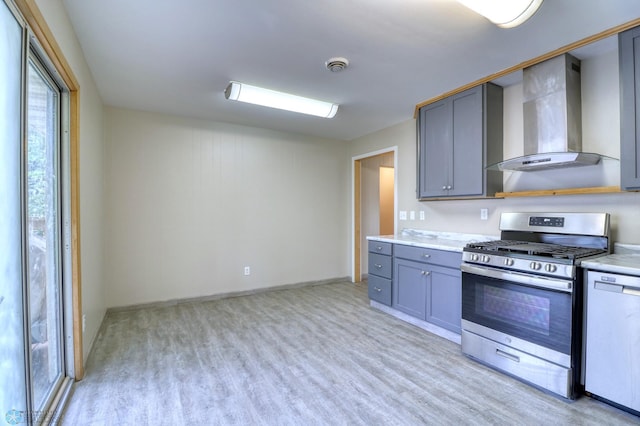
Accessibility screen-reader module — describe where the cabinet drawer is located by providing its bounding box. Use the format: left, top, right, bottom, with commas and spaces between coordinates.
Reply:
368, 275, 391, 306
368, 252, 392, 279
368, 240, 393, 255
462, 330, 571, 398
394, 244, 462, 269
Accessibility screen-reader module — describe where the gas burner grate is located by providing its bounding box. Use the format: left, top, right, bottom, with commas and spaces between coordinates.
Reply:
466, 240, 606, 260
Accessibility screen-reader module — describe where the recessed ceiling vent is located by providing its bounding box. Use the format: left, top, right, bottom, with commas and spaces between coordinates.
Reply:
325, 57, 349, 72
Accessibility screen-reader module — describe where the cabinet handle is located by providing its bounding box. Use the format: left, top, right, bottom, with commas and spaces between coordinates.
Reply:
623, 288, 640, 297
373, 286, 382, 292
496, 349, 520, 363
374, 264, 383, 269
421, 271, 430, 275
376, 246, 383, 251
442, 185, 447, 190
423, 254, 431, 259
448, 185, 452, 190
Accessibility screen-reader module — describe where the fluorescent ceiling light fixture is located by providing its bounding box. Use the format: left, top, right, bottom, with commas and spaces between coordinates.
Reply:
457, 0, 543, 28
224, 81, 339, 118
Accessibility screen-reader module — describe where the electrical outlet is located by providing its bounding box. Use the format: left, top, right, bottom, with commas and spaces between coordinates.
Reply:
409, 211, 415, 220
480, 208, 488, 220
419, 211, 425, 221
244, 266, 251, 276
399, 211, 407, 220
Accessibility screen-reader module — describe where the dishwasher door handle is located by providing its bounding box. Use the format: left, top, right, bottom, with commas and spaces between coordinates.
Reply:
595, 281, 640, 296
594, 282, 623, 293
623, 287, 640, 297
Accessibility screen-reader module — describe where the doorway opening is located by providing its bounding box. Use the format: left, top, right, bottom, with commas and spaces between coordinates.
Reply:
352, 147, 397, 283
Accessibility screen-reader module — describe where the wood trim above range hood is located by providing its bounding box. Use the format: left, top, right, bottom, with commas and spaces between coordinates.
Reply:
495, 186, 623, 198
414, 17, 640, 118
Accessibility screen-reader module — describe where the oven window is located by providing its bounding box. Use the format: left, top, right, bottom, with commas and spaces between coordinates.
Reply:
479, 285, 550, 336
462, 272, 573, 355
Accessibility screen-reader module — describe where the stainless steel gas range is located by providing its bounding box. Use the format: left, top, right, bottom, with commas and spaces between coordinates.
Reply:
460, 212, 610, 400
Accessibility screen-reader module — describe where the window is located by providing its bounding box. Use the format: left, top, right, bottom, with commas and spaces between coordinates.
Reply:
1, 0, 76, 422
27, 55, 66, 415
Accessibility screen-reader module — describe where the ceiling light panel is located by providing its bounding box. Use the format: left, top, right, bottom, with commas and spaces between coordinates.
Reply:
224, 81, 339, 118
457, 0, 543, 28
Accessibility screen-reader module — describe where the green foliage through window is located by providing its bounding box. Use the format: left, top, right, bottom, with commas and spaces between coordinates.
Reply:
28, 126, 47, 219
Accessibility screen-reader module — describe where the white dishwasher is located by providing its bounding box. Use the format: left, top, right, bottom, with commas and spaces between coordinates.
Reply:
583, 254, 640, 415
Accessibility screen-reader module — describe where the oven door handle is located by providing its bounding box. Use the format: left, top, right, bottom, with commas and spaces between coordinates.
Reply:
461, 264, 573, 293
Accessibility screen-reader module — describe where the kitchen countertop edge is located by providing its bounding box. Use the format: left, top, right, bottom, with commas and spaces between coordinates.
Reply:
582, 253, 640, 276
367, 230, 499, 253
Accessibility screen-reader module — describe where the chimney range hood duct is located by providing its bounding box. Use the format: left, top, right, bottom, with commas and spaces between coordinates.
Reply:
493, 53, 604, 172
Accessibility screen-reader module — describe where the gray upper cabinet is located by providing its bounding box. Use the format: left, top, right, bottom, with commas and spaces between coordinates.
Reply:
417, 83, 503, 199
620, 26, 640, 191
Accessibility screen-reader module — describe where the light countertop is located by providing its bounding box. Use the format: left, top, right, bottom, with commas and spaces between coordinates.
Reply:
367, 229, 499, 252
582, 253, 640, 276
613, 242, 640, 255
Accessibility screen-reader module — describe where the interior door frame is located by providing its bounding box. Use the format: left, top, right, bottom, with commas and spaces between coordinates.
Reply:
351, 146, 398, 283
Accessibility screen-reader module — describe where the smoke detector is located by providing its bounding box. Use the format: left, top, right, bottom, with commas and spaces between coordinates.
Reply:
325, 57, 349, 72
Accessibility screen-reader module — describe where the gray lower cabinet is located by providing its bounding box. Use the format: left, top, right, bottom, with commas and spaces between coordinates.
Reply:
392, 245, 462, 334
426, 264, 461, 333
393, 258, 428, 318
367, 275, 391, 305
367, 241, 392, 305
619, 26, 640, 190
367, 240, 463, 334
417, 83, 503, 199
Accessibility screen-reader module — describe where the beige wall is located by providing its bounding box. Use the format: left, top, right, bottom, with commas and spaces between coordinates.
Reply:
35, 0, 106, 362
350, 117, 640, 243
348, 52, 640, 273
31, 0, 640, 349
104, 108, 349, 308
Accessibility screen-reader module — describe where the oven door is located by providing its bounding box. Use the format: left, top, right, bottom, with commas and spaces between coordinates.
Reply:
461, 263, 574, 356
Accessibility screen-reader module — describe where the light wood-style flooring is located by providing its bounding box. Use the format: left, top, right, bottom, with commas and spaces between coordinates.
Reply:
61, 281, 640, 425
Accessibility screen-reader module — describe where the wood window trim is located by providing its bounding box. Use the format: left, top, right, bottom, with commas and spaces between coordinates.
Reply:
354, 160, 361, 282
14, 0, 84, 380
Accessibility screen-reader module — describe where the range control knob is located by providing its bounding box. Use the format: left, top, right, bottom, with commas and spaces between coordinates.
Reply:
530, 261, 542, 271
545, 264, 557, 273
503, 258, 515, 267
481, 255, 491, 263
470, 254, 479, 262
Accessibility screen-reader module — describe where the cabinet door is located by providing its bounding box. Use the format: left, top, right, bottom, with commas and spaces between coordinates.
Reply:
418, 99, 452, 198
426, 265, 462, 334
450, 86, 483, 197
393, 258, 428, 319
620, 26, 640, 190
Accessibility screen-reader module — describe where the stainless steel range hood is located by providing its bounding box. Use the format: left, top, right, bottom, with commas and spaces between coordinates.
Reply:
495, 151, 602, 171
493, 53, 606, 172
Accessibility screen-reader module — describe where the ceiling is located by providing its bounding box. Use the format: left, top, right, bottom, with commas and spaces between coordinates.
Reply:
61, 0, 640, 141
